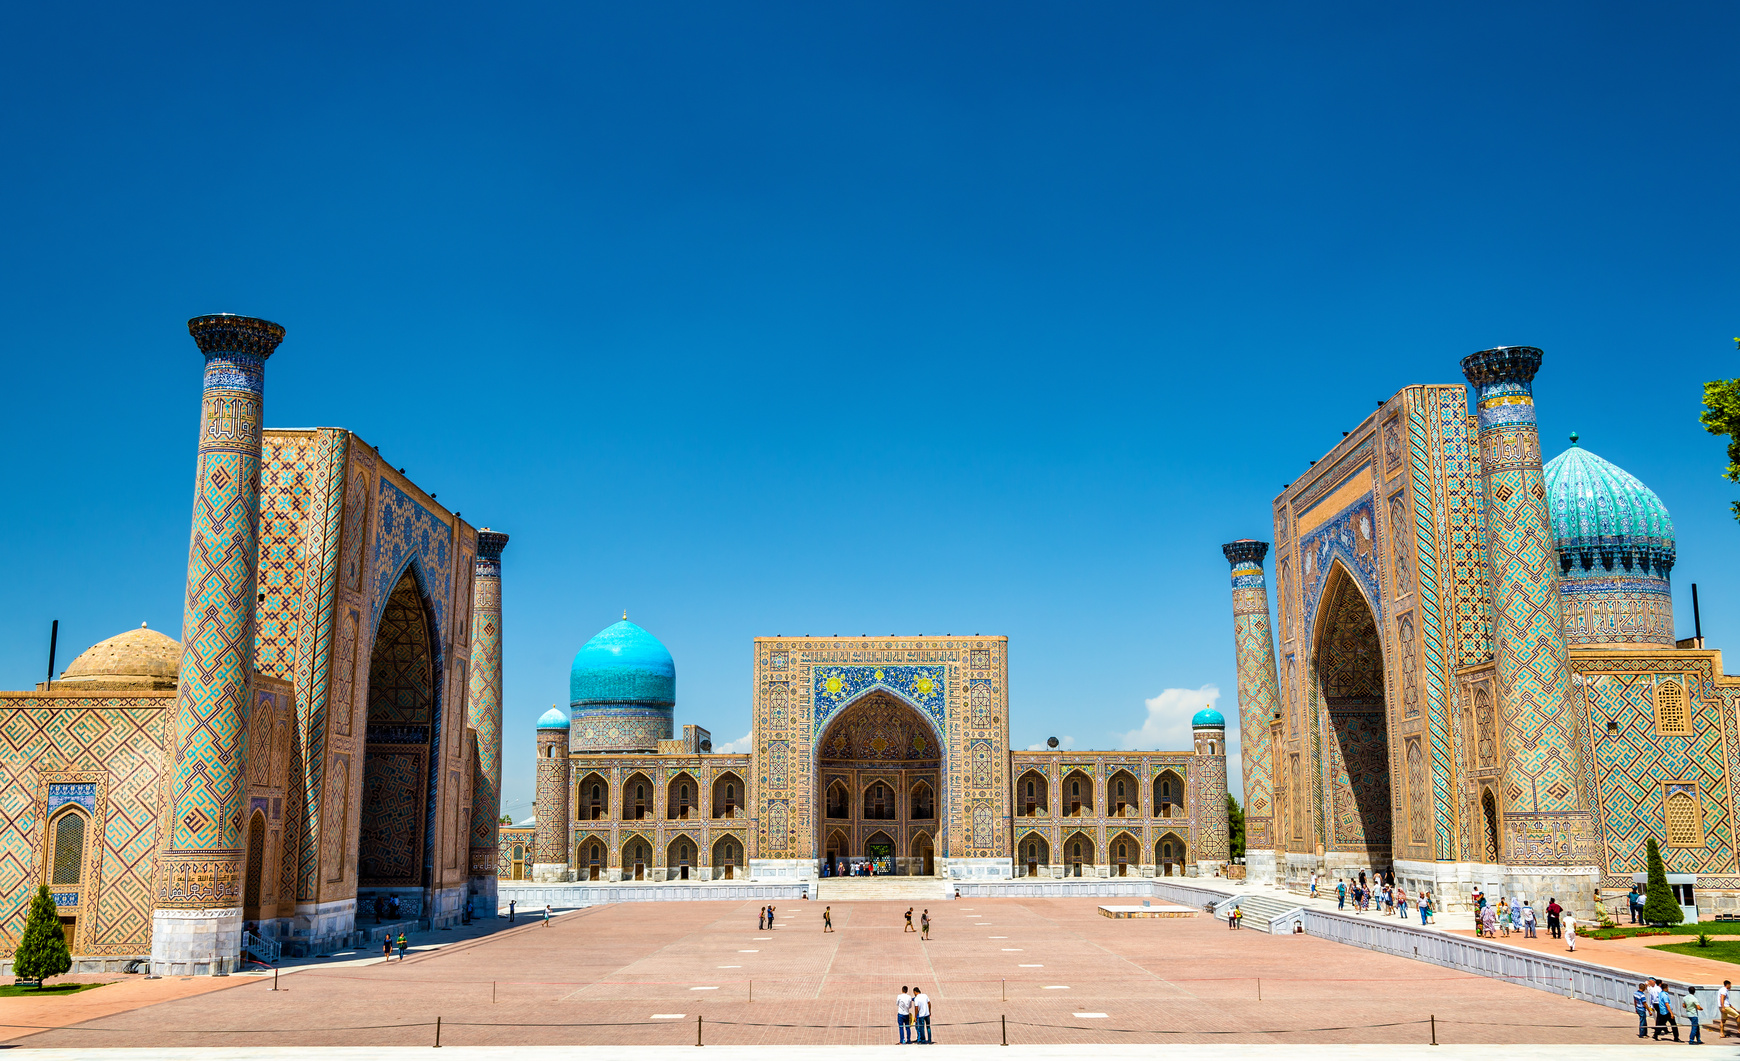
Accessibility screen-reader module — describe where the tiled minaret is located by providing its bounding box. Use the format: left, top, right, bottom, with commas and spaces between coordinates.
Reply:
1461, 346, 1599, 912
533, 707, 572, 882
1223, 539, 1280, 884
152, 314, 284, 975
1192, 712, 1231, 869
466, 529, 509, 907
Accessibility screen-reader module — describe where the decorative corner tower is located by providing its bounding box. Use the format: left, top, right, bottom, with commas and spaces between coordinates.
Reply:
1461, 346, 1600, 911
466, 529, 509, 906
1192, 708, 1230, 873
533, 707, 571, 882
153, 313, 284, 975
1222, 539, 1280, 884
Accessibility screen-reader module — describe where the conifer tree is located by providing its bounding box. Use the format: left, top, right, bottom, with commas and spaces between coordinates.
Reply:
13, 885, 72, 983
1642, 837, 1685, 926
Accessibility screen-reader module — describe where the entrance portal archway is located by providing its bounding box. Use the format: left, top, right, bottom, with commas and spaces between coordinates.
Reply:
815, 693, 941, 876
359, 565, 439, 916
1312, 565, 1394, 869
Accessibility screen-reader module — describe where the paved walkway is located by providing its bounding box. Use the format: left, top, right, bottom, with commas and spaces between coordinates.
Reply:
0, 1046, 1691, 1061
5, 897, 1639, 1047
1210, 875, 1740, 986
0, 914, 517, 1043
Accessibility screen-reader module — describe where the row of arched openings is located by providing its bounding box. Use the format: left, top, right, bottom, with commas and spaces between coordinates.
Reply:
824, 780, 935, 820
1017, 769, 1185, 818
578, 772, 745, 821
1018, 831, 1189, 877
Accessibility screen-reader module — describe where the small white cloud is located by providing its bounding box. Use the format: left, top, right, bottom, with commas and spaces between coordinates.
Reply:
714, 731, 754, 753
1026, 736, 1075, 751
1119, 685, 1220, 750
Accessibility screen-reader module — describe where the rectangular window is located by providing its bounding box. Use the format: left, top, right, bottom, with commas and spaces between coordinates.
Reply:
1655, 678, 1693, 736
1664, 783, 1703, 847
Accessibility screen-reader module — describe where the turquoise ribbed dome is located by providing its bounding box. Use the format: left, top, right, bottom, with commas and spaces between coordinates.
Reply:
1192, 708, 1225, 728
569, 619, 676, 706
1543, 437, 1675, 577
538, 707, 569, 729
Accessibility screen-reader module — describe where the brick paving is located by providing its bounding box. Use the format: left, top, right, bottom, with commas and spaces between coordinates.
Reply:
7, 898, 1646, 1047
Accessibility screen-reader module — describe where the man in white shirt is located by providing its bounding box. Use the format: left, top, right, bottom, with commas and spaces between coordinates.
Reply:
1720, 980, 1737, 1038
896, 987, 913, 1044
913, 988, 932, 1044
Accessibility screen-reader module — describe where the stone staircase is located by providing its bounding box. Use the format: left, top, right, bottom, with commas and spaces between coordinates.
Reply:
814, 877, 953, 902
1216, 892, 1305, 933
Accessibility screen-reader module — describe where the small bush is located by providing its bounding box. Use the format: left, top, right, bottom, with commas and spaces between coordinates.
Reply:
1699, 933, 1714, 948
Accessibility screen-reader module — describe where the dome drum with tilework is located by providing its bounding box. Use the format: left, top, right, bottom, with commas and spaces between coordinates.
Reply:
568, 619, 675, 752
1544, 436, 1677, 647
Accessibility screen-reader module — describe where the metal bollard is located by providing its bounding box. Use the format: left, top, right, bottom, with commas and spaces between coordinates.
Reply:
1001, 1013, 1007, 1046
697, 1014, 704, 1047
434, 1016, 441, 1048
1430, 1013, 1436, 1046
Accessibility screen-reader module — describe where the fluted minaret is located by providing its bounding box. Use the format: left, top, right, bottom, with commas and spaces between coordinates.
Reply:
153, 314, 284, 975
1223, 539, 1280, 883
1461, 346, 1598, 910
466, 529, 509, 906
533, 707, 571, 882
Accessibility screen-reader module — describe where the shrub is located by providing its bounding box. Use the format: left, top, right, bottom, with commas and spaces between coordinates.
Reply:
1643, 838, 1685, 927
13, 886, 72, 984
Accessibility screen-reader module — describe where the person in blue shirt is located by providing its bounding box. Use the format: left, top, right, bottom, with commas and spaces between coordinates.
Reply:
1336, 880, 1346, 910
1634, 982, 1652, 1039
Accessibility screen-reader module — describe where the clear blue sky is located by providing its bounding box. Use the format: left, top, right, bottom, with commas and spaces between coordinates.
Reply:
3, 3, 1736, 819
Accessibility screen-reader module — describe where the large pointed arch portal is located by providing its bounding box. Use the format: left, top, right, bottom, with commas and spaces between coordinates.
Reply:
1311, 563, 1393, 868
815, 692, 942, 876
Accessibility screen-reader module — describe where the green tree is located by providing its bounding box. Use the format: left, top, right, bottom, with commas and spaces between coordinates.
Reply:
1226, 794, 1246, 860
1698, 339, 1740, 523
1642, 837, 1685, 927
13, 885, 72, 983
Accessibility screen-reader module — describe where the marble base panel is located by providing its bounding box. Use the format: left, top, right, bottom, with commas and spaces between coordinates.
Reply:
531, 863, 574, 883
1243, 849, 1278, 885
150, 907, 243, 976
941, 857, 1014, 880
749, 859, 816, 881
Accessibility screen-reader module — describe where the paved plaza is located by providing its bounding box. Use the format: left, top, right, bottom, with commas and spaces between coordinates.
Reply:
1, 897, 1650, 1048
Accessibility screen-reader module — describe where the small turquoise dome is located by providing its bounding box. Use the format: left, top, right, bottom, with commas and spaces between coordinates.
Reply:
538, 707, 569, 729
1543, 437, 1675, 577
570, 619, 676, 706
1192, 708, 1225, 728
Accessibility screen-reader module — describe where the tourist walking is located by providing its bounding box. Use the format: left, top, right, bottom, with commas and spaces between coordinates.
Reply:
382, 936, 392, 962
396, 932, 409, 961
905, 907, 915, 932
759, 906, 767, 930
1563, 910, 1577, 952
1336, 879, 1346, 910
544, 903, 552, 927
1521, 902, 1537, 938
824, 906, 834, 932
1545, 897, 1562, 939
1653, 980, 1681, 1041
1719, 980, 1737, 1037
921, 909, 931, 939
1310, 873, 1319, 899
1480, 903, 1497, 938
1635, 983, 1652, 1039
1395, 887, 1407, 919
1685, 985, 1705, 1044
1228, 904, 1242, 929
913, 987, 932, 1043
1421, 892, 1434, 925
896, 985, 913, 1043
768, 905, 776, 929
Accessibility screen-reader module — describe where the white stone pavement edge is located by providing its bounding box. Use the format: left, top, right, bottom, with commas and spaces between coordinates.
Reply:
1, 1047, 1668, 1061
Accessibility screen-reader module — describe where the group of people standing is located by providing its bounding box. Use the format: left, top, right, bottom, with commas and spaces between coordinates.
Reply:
758, 905, 778, 930
1327, 872, 1435, 924
896, 985, 933, 1043
1470, 889, 1576, 951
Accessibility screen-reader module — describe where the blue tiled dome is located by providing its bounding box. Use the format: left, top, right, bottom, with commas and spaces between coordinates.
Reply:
538, 707, 569, 729
569, 619, 676, 706
1192, 708, 1225, 728
1543, 437, 1675, 577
